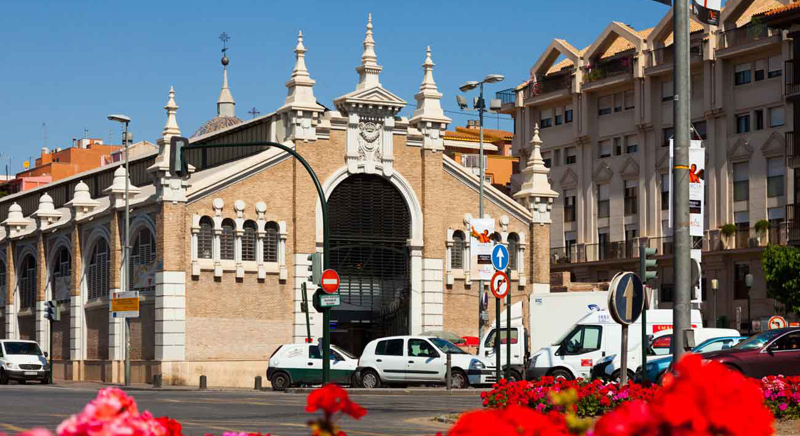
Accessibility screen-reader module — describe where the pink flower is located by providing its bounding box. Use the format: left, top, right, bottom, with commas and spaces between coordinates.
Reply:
779, 403, 789, 411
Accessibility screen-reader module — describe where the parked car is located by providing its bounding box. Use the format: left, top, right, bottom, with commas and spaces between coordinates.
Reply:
0, 340, 50, 384
355, 336, 496, 389
636, 335, 747, 383
267, 343, 358, 391
701, 328, 800, 378
592, 328, 739, 381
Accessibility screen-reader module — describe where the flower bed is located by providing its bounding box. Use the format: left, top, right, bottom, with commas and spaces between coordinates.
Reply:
482, 360, 800, 421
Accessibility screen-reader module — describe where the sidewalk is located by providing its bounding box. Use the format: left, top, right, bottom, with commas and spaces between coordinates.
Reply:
285, 387, 490, 395
49, 380, 249, 392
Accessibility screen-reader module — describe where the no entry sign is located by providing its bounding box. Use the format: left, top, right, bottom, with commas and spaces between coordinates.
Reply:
320, 269, 340, 294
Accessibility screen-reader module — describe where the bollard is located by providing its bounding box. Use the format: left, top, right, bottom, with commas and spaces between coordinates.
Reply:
255, 376, 262, 391
446, 352, 452, 391
199, 375, 207, 390
153, 374, 162, 388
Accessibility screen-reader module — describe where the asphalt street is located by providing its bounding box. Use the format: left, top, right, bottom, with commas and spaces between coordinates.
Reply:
0, 385, 481, 436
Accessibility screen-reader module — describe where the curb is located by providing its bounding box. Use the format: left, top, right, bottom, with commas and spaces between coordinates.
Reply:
284, 387, 488, 395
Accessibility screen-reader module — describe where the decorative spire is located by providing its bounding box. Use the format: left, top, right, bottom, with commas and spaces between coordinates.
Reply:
356, 13, 383, 90
283, 30, 321, 111
217, 32, 235, 118
513, 123, 559, 221
163, 86, 181, 139
527, 124, 546, 170
411, 46, 449, 125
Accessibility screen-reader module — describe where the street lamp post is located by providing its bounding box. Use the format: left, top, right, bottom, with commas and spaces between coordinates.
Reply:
457, 74, 504, 340
108, 114, 132, 386
745, 273, 753, 334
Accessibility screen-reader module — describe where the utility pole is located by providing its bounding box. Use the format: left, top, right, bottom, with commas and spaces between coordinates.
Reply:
672, 0, 692, 361
478, 83, 486, 340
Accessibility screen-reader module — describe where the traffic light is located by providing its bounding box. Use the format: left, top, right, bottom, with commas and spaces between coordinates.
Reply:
640, 247, 658, 283
300, 282, 309, 313
307, 253, 322, 286
44, 300, 60, 322
169, 136, 188, 177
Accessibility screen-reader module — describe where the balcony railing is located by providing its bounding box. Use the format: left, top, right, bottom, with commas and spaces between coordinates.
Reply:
719, 24, 777, 49
787, 131, 800, 168
785, 60, 800, 97
645, 44, 703, 68
524, 74, 572, 99
789, 204, 800, 244
496, 88, 516, 105
586, 56, 633, 82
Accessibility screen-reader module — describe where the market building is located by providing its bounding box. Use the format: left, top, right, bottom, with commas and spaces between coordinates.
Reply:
0, 16, 556, 386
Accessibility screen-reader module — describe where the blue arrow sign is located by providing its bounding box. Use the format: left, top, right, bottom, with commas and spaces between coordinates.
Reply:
491, 244, 510, 271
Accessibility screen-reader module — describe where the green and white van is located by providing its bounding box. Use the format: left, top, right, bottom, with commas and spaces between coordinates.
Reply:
267, 343, 358, 390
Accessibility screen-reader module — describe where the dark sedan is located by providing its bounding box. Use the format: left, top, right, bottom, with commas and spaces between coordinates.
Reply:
702, 328, 800, 378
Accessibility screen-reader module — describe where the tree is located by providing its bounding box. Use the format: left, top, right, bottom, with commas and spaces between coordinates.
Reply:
762, 245, 800, 317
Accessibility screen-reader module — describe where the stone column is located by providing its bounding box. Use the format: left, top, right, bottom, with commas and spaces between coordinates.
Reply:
514, 125, 559, 295
419, 148, 444, 335
35, 233, 48, 355
5, 243, 16, 340
107, 211, 125, 381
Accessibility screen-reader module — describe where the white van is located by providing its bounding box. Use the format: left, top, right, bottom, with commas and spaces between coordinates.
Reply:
0, 340, 50, 384
525, 309, 702, 380
594, 327, 740, 381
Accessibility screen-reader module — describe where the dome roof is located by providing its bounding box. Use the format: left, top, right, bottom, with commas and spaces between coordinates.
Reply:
191, 116, 243, 138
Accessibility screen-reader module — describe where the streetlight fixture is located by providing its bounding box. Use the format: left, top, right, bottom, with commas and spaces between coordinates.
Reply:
108, 114, 132, 387
455, 74, 504, 341
745, 273, 754, 334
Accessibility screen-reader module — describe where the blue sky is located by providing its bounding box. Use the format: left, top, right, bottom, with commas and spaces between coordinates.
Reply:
1, 0, 676, 174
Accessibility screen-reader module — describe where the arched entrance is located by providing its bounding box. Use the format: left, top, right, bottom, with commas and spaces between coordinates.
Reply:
328, 174, 411, 355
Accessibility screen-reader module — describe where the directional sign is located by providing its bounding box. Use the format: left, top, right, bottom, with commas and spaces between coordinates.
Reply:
320, 269, 340, 294
491, 244, 510, 271
490, 271, 509, 299
768, 316, 788, 330
110, 291, 139, 318
608, 272, 644, 325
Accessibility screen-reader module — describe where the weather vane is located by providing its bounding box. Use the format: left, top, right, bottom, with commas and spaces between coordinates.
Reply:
248, 107, 260, 119
219, 32, 230, 54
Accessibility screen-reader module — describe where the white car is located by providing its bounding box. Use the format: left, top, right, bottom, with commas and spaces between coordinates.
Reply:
267, 343, 358, 391
355, 335, 496, 389
0, 340, 50, 384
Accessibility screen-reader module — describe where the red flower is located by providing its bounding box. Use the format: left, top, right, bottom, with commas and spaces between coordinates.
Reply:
155, 417, 183, 436
448, 406, 570, 436
592, 401, 656, 436
305, 384, 366, 420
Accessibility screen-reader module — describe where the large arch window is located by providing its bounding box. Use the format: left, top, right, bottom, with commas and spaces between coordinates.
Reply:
87, 239, 110, 300
508, 233, 519, 271
130, 227, 156, 292
220, 219, 236, 261
19, 255, 36, 310
198, 216, 214, 259
264, 222, 279, 263
242, 220, 257, 262
451, 231, 465, 269
52, 247, 71, 302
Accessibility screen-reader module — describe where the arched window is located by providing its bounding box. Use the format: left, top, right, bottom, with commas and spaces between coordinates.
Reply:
242, 220, 257, 262
87, 239, 109, 300
490, 232, 502, 244
52, 247, 71, 302
264, 222, 279, 263
508, 233, 519, 271
130, 227, 156, 292
198, 216, 214, 259
19, 255, 36, 309
451, 231, 465, 269
220, 218, 236, 260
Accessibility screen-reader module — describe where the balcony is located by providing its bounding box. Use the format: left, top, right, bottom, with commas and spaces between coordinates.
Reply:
785, 132, 800, 168
785, 60, 800, 98
524, 74, 572, 100
496, 88, 516, 105
789, 204, 800, 245
550, 240, 639, 264
718, 24, 779, 52
644, 44, 704, 69
586, 56, 633, 83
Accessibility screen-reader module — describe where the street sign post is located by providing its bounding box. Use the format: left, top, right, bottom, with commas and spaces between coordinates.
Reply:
607, 272, 644, 385
490, 271, 509, 299
490, 269, 509, 382
491, 244, 509, 271
110, 291, 140, 318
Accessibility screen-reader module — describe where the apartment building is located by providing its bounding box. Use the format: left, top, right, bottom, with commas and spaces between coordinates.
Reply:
499, 0, 798, 329
443, 121, 518, 193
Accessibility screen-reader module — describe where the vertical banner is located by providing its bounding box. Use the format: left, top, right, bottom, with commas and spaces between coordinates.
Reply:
693, 0, 721, 25
470, 218, 495, 280
689, 146, 705, 237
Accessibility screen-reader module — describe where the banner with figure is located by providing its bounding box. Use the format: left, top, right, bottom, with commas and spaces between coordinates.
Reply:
470, 218, 495, 280
693, 0, 721, 25
689, 146, 705, 237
